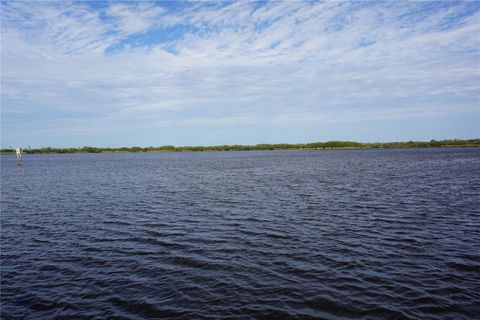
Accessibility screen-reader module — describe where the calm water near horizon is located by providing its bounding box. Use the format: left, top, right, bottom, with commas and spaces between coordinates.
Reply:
1, 148, 479, 319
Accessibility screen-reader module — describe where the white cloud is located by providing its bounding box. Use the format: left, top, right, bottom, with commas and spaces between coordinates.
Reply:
106, 2, 165, 37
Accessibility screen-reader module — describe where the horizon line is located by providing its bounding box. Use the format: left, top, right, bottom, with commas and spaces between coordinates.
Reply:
2, 138, 479, 151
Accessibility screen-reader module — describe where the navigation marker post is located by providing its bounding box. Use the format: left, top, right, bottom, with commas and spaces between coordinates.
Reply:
16, 148, 23, 165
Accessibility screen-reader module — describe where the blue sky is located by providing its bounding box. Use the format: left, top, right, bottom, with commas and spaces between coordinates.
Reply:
1, 1, 479, 148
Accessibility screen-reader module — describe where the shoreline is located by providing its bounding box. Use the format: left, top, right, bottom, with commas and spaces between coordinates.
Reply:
1, 139, 479, 154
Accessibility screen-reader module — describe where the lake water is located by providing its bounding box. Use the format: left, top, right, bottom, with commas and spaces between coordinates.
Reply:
1, 148, 479, 319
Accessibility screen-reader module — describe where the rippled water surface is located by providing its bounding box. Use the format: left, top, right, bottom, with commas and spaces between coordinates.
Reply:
1, 149, 480, 319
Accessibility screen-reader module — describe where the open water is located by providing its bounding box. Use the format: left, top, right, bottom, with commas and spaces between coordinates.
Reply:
1, 148, 479, 319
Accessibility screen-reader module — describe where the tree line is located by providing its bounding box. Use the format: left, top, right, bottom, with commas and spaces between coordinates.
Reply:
1, 139, 479, 154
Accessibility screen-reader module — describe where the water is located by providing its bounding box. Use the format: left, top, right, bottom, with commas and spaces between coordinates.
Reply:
1, 148, 479, 319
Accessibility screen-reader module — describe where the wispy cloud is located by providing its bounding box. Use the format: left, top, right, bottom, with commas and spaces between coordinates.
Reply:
1, 1, 479, 147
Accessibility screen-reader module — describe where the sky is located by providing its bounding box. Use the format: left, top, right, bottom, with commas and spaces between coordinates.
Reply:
1, 0, 479, 148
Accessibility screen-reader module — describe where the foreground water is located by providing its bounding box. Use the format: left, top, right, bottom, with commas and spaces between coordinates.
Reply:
1, 149, 479, 319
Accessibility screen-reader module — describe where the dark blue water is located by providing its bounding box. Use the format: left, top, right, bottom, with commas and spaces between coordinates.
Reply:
1, 148, 479, 319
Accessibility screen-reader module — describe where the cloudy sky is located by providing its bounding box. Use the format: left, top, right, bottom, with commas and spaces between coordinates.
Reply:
1, 1, 479, 148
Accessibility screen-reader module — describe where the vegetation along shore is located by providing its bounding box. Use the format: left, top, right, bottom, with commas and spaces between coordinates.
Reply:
1, 139, 479, 154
